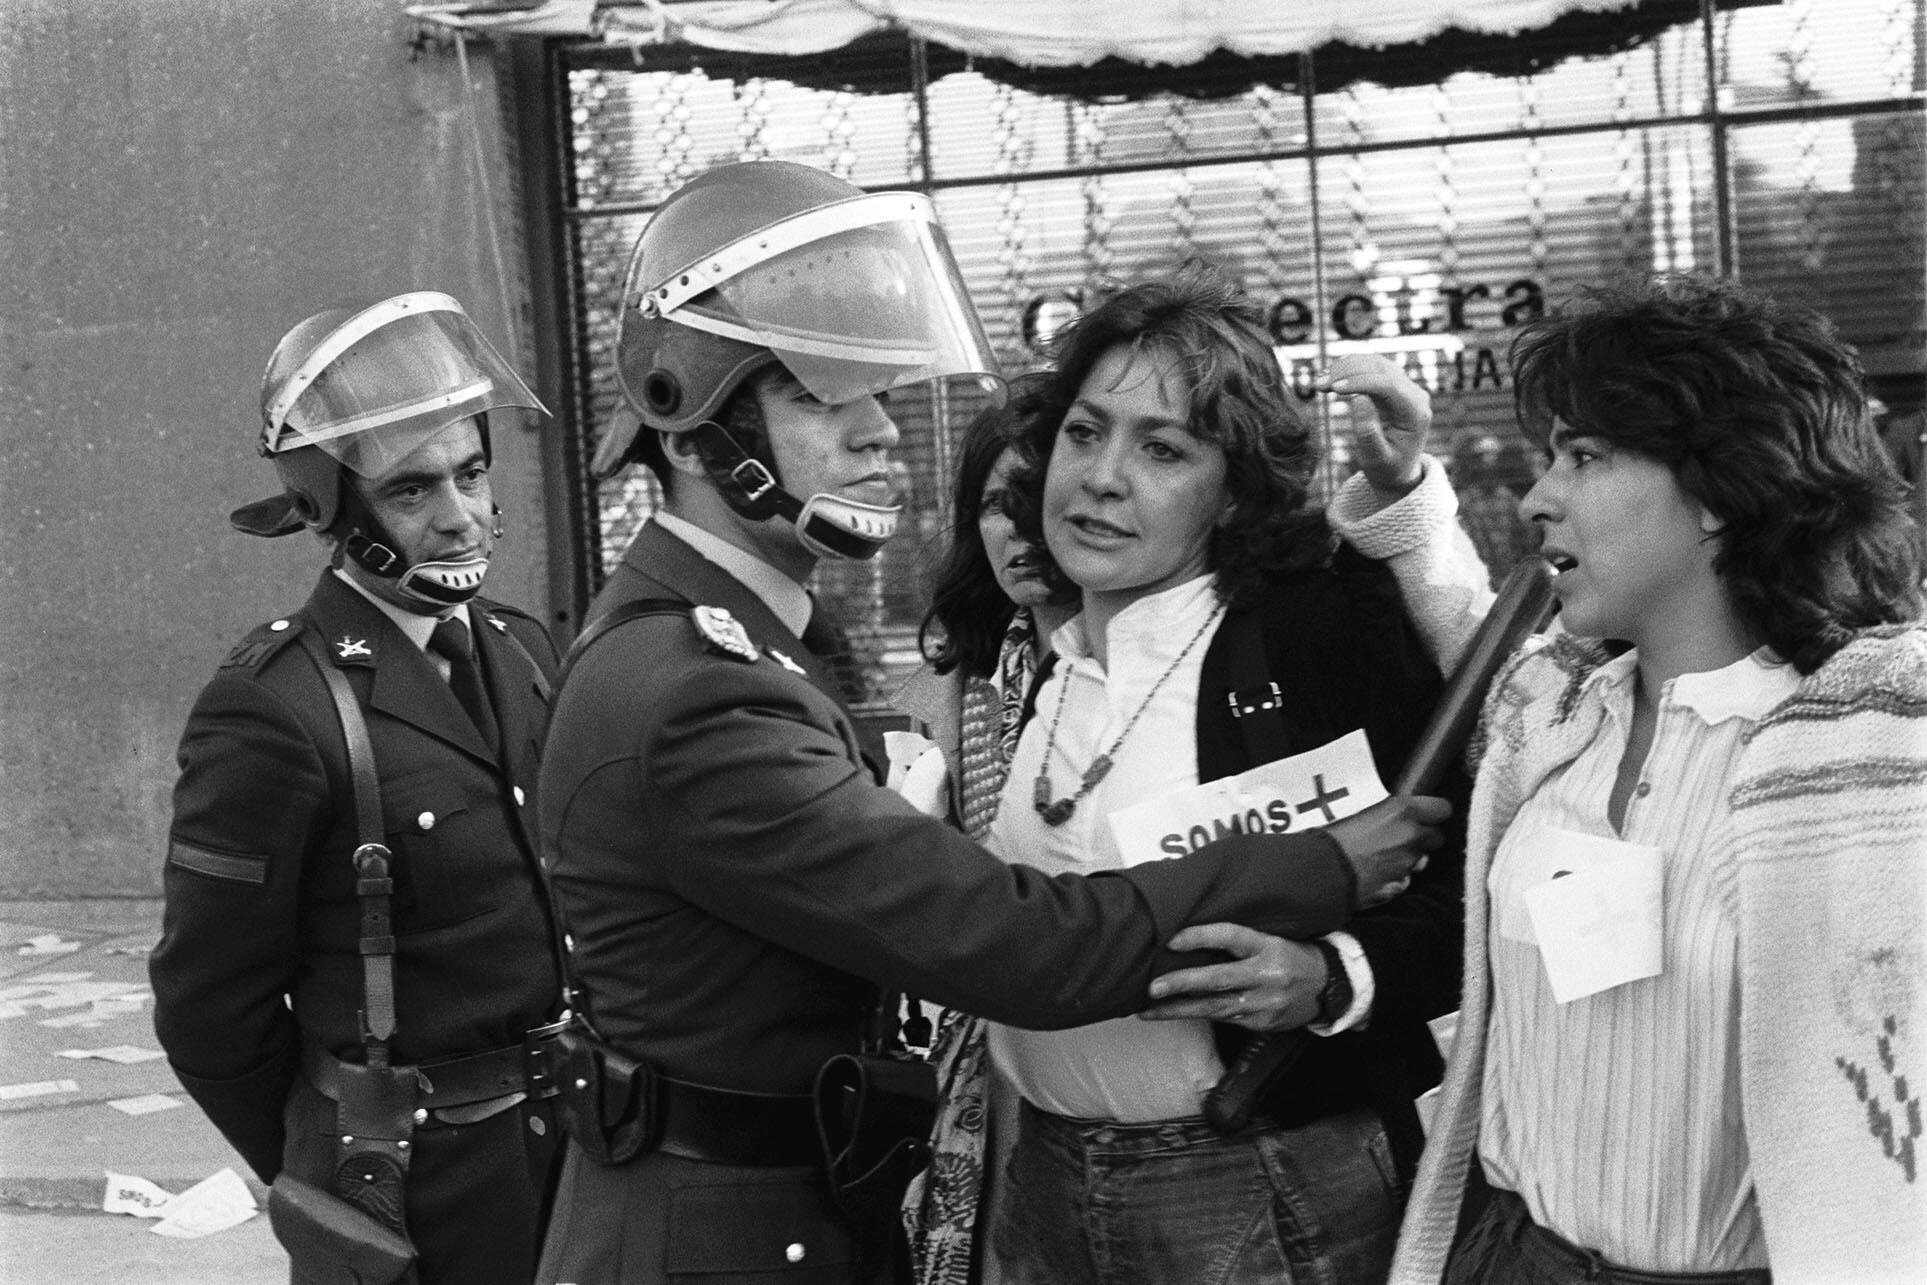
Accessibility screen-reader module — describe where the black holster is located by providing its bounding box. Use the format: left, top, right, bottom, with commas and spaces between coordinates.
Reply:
271, 1053, 422, 1285
328, 1058, 420, 1233
814, 1050, 938, 1274
553, 1024, 660, 1165
269, 1173, 417, 1285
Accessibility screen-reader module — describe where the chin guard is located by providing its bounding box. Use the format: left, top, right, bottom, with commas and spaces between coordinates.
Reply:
707, 431, 898, 561
397, 556, 490, 607
343, 527, 491, 609
797, 492, 899, 561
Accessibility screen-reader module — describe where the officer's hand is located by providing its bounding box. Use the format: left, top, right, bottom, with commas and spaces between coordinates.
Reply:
1317, 355, 1432, 496
1327, 794, 1450, 909
1141, 925, 1322, 1032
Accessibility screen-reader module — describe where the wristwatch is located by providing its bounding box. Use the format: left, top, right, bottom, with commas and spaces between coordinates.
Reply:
1313, 939, 1353, 1025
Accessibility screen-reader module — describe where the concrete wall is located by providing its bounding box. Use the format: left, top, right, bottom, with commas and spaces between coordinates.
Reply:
0, 1, 549, 896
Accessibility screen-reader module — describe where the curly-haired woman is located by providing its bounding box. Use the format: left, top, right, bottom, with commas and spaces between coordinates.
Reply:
1332, 275, 1927, 1285
980, 267, 1466, 1285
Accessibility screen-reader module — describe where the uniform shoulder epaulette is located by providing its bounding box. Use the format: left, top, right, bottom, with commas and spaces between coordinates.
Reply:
691, 604, 761, 663
220, 615, 306, 671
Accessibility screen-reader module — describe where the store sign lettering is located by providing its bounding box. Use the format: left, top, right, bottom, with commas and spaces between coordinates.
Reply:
1023, 278, 1545, 396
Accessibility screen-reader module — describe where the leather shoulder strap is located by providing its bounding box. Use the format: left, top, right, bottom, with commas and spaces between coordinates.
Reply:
558, 597, 689, 691
297, 630, 399, 1066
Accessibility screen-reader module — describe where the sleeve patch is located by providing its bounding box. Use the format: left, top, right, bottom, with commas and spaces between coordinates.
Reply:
167, 840, 269, 886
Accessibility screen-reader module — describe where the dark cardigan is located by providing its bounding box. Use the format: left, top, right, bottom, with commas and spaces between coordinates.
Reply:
1193, 540, 1470, 1179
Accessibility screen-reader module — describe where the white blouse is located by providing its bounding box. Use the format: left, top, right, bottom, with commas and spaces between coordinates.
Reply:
1481, 647, 1800, 1273
985, 574, 1230, 1122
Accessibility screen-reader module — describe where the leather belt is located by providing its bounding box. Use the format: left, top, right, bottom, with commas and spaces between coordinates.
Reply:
303, 1021, 568, 1113
654, 1076, 821, 1168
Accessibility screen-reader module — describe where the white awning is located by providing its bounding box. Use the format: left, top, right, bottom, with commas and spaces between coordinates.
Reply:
407, 0, 1649, 65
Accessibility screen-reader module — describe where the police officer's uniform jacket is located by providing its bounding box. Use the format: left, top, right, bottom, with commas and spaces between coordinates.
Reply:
534, 519, 1370, 1283
150, 568, 562, 1283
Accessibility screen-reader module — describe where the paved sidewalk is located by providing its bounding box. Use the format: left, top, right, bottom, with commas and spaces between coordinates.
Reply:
0, 900, 287, 1282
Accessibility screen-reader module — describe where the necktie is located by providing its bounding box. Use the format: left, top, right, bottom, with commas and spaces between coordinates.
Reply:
428, 617, 499, 755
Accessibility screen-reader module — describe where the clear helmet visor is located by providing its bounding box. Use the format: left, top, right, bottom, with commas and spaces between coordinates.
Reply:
656, 193, 1003, 407
262, 294, 546, 477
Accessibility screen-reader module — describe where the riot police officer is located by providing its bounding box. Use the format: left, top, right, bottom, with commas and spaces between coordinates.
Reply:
536, 162, 1446, 1284
151, 293, 566, 1284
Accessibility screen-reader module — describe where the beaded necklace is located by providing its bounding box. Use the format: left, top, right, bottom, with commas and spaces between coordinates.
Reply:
1032, 602, 1226, 827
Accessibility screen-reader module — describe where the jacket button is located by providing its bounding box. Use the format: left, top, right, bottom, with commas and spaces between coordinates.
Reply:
785, 1243, 806, 1264
513, 786, 526, 806
413, 1108, 429, 1125
417, 811, 436, 831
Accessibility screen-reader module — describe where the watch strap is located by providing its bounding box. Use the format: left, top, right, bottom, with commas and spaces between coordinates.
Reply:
1312, 938, 1352, 1025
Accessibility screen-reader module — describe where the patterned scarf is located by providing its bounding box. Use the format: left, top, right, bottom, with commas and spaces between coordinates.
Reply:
905, 610, 1038, 1284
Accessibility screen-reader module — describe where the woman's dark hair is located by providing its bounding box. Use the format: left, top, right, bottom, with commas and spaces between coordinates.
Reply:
1007, 264, 1334, 608
919, 375, 1067, 676
1512, 274, 1924, 673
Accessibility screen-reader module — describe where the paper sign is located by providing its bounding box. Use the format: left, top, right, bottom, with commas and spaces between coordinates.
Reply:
104, 1172, 179, 1218
149, 1167, 258, 1238
1108, 728, 1387, 867
59, 1045, 167, 1064
883, 730, 947, 817
1523, 835, 1664, 1003
108, 1094, 184, 1116
1497, 838, 1578, 945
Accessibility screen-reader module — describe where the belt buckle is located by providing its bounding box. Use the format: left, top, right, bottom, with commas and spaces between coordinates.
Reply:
523, 1019, 569, 1099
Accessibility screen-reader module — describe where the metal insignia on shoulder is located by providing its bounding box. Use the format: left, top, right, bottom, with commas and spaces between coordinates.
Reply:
691, 605, 759, 664
767, 647, 806, 676
220, 618, 302, 670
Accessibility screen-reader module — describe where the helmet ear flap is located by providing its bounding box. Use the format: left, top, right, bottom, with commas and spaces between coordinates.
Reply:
642, 371, 682, 417
232, 444, 344, 537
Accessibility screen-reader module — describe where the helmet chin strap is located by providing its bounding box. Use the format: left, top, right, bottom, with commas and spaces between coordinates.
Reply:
338, 501, 494, 610
705, 429, 899, 561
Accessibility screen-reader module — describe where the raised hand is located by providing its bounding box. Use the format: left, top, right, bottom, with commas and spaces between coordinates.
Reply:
1317, 354, 1433, 495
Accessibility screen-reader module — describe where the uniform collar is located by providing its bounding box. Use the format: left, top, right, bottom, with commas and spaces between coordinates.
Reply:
653, 511, 812, 637
332, 568, 471, 654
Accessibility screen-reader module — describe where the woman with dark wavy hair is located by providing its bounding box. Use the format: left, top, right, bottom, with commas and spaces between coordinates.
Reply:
978, 265, 1465, 1285
898, 379, 1076, 1285
1329, 275, 1927, 1284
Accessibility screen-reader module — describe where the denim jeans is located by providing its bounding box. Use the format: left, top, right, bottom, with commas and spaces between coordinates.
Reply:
990, 1101, 1401, 1285
1444, 1189, 1773, 1285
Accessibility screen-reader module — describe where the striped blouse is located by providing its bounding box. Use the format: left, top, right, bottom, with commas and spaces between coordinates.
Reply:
1480, 647, 1800, 1273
